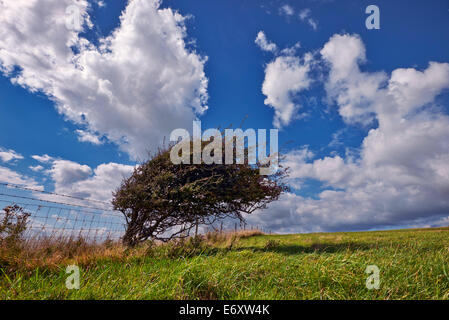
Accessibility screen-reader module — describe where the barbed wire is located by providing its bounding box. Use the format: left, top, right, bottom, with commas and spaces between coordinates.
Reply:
0, 187, 125, 242
0, 199, 121, 218
0, 192, 116, 213
0, 184, 273, 242
0, 182, 113, 206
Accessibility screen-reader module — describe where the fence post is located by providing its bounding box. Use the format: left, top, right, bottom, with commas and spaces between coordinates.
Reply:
195, 220, 198, 237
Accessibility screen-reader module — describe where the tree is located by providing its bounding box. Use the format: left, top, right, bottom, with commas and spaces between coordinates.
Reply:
113, 139, 289, 247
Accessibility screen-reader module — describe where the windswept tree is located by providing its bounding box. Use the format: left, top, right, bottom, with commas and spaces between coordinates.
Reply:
113, 134, 289, 247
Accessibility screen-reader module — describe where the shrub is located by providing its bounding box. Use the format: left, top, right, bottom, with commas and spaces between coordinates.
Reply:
0, 205, 30, 249
264, 239, 280, 250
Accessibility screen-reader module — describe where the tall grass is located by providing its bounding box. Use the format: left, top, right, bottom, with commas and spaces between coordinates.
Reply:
0, 236, 126, 274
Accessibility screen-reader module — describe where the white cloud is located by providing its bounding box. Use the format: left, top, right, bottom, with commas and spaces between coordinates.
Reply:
95, 0, 105, 8
0, 166, 41, 188
32, 154, 54, 163
255, 31, 278, 53
298, 8, 310, 20
44, 159, 134, 202
388, 62, 449, 117
29, 165, 44, 172
261, 52, 313, 128
299, 9, 318, 30
321, 34, 387, 125
256, 32, 313, 128
277, 5, 318, 30
279, 4, 294, 16
50, 160, 92, 188
68, 162, 134, 202
0, 0, 209, 159
280, 42, 301, 56
0, 148, 23, 163
76, 129, 103, 145
307, 19, 317, 30
250, 33, 449, 232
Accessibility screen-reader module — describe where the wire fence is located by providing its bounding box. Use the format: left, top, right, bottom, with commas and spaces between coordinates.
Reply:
204, 220, 273, 235
0, 183, 273, 243
0, 183, 125, 242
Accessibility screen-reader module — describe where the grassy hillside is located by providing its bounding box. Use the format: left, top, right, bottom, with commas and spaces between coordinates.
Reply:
1, 227, 449, 299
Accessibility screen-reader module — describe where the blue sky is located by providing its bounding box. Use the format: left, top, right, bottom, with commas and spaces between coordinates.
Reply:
0, 0, 449, 233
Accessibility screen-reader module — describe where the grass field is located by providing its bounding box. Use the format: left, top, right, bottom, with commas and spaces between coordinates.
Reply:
1, 227, 449, 300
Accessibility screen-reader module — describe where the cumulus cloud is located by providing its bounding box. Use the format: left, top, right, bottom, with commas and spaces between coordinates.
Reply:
76, 129, 103, 145
0, 0, 209, 159
255, 31, 278, 53
30, 154, 134, 203
29, 165, 44, 172
0, 148, 23, 163
262, 54, 312, 128
50, 160, 92, 188
0, 166, 41, 188
249, 33, 449, 232
388, 62, 449, 116
42, 159, 134, 202
320, 34, 387, 125
257, 31, 313, 128
256, 31, 313, 128
32, 154, 54, 163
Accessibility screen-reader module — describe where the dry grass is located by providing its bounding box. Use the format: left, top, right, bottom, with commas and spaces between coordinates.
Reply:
0, 237, 128, 274
205, 229, 264, 243
0, 230, 265, 275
